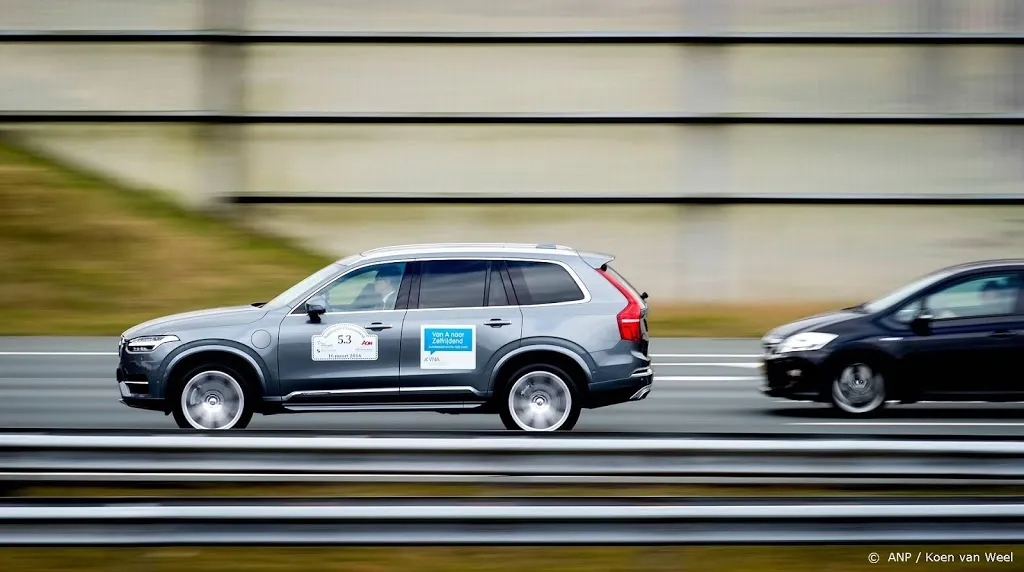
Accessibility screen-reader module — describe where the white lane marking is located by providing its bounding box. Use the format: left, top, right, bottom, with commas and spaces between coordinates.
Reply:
0, 352, 116, 356
656, 376, 761, 382
651, 353, 760, 358
790, 422, 1024, 427
654, 362, 760, 368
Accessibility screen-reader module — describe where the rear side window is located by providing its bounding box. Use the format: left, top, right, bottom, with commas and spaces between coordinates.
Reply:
505, 260, 585, 305
418, 260, 488, 309
487, 265, 510, 306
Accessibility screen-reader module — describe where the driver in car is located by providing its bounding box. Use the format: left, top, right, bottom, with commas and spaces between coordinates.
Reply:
979, 279, 1017, 315
373, 267, 402, 310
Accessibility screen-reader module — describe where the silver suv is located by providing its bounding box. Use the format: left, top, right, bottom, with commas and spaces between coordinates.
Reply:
117, 243, 653, 431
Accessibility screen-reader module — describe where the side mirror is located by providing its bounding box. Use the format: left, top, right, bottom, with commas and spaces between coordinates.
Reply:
910, 311, 934, 335
305, 301, 327, 323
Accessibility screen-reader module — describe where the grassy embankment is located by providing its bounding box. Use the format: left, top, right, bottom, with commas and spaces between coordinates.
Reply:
0, 141, 846, 337
2, 546, 1018, 572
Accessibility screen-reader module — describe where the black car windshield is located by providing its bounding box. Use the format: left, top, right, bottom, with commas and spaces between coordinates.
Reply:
264, 261, 348, 309
861, 268, 957, 314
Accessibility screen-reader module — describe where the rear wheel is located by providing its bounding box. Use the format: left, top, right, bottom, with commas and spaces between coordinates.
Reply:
172, 366, 253, 430
499, 364, 581, 431
829, 360, 887, 417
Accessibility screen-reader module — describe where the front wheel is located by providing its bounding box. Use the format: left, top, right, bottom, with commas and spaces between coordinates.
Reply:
499, 365, 581, 431
829, 360, 887, 417
172, 366, 253, 430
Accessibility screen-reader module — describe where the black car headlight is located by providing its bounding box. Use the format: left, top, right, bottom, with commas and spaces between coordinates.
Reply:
776, 332, 838, 354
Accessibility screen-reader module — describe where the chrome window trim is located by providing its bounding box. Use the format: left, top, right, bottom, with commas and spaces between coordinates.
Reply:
286, 256, 591, 316
283, 385, 484, 401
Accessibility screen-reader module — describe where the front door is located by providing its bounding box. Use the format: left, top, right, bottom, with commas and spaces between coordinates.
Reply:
276, 261, 411, 408
897, 270, 1024, 399
399, 259, 523, 406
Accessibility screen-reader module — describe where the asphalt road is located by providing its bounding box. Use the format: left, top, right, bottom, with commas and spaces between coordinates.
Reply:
2, 337, 1024, 436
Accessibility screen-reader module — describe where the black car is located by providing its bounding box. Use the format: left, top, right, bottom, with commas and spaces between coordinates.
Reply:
761, 260, 1024, 416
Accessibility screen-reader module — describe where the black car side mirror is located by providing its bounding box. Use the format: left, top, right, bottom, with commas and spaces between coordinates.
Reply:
305, 302, 327, 323
910, 311, 934, 335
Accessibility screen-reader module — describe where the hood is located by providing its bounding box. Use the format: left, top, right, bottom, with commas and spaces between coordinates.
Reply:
121, 305, 268, 339
763, 309, 862, 342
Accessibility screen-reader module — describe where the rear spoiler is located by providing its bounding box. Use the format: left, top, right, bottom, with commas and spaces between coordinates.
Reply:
577, 251, 615, 270
580, 251, 650, 302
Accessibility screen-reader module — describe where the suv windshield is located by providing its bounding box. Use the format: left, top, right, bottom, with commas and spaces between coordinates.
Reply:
861, 268, 956, 314
264, 262, 345, 309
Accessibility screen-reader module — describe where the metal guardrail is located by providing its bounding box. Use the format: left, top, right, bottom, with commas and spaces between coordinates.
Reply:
3, 30, 1024, 44
223, 193, 1024, 206
2, 496, 1023, 545
4, 433, 1024, 486
4, 111, 1023, 125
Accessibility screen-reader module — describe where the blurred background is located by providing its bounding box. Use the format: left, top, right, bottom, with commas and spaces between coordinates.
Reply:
3, 3, 1024, 571
4, 0, 1024, 337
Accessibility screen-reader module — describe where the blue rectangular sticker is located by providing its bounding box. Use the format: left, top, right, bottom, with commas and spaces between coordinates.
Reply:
420, 325, 477, 370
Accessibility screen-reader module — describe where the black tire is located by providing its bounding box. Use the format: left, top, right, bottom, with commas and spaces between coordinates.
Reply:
498, 363, 581, 431
171, 363, 254, 430
828, 357, 888, 417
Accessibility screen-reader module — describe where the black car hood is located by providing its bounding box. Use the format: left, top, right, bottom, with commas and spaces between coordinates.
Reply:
764, 310, 863, 341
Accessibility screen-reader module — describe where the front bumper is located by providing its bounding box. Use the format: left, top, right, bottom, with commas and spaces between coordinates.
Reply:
116, 340, 172, 411
759, 352, 828, 401
585, 367, 654, 409
118, 380, 166, 411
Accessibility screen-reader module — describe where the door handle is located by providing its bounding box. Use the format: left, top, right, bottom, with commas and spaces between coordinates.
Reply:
365, 322, 393, 331
485, 319, 512, 327
989, 330, 1017, 339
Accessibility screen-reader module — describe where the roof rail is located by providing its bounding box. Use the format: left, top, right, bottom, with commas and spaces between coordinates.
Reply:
360, 242, 576, 255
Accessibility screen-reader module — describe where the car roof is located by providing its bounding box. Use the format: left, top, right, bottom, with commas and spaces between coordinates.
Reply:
940, 259, 1024, 273
351, 242, 584, 261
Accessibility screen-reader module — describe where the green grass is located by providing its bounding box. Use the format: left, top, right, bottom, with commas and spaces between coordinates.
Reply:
11, 482, 1024, 499
0, 140, 333, 335
1, 546, 1017, 572
0, 139, 846, 337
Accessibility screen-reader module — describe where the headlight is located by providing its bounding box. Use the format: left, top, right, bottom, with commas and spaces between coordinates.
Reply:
776, 332, 837, 353
125, 335, 179, 353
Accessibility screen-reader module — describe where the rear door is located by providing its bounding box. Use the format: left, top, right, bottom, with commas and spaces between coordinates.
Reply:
398, 259, 523, 405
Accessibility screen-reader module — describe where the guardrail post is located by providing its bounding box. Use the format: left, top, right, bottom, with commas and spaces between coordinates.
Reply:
676, 0, 734, 302
197, 0, 247, 215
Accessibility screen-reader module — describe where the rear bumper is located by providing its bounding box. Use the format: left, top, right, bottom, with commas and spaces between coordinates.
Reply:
584, 367, 653, 409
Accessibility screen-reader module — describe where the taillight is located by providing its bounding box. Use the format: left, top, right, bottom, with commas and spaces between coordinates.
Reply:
596, 268, 643, 342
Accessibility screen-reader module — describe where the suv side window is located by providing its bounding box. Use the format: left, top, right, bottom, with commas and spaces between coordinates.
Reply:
297, 262, 407, 313
418, 260, 489, 309
487, 263, 511, 307
505, 260, 584, 306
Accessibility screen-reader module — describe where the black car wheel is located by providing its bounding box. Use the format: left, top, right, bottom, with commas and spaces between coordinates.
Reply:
830, 360, 887, 416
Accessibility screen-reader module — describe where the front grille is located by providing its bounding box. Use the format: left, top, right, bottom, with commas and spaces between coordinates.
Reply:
762, 340, 779, 357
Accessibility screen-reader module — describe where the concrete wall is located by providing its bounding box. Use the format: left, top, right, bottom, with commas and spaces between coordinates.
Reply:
3, 0, 1024, 302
